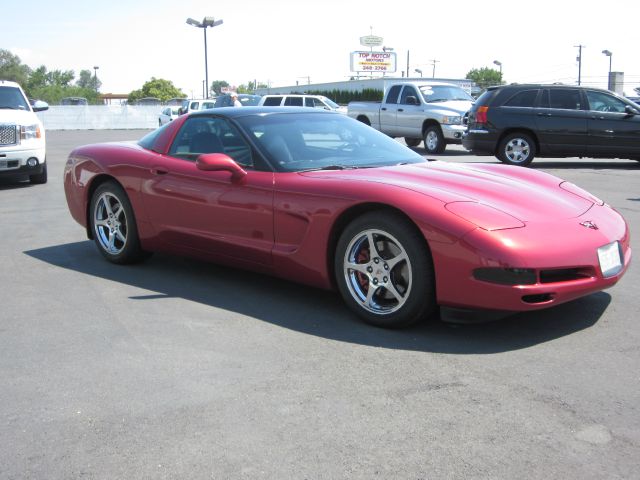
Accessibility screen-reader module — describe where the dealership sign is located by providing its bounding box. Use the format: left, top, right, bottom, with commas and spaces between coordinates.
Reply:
359, 35, 383, 47
350, 51, 397, 73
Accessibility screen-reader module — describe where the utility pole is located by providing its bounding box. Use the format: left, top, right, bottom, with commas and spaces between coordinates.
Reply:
430, 59, 440, 78
574, 44, 585, 86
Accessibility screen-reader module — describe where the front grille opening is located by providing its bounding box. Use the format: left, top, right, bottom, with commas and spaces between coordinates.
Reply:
473, 267, 536, 286
522, 293, 554, 304
540, 267, 593, 284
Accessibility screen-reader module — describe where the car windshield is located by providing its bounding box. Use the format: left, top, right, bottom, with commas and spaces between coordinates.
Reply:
420, 85, 474, 103
323, 97, 340, 109
0, 86, 30, 110
237, 112, 424, 172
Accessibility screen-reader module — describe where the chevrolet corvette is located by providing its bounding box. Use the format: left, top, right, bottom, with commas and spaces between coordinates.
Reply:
64, 108, 631, 328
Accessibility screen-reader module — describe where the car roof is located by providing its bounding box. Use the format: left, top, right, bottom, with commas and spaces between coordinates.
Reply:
0, 80, 21, 88
190, 106, 339, 118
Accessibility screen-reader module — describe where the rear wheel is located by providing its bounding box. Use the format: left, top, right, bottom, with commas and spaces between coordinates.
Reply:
89, 181, 148, 264
423, 125, 446, 154
29, 162, 47, 184
404, 137, 421, 147
497, 132, 536, 166
334, 212, 435, 328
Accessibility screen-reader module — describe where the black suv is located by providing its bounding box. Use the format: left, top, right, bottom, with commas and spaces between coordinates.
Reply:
463, 84, 640, 166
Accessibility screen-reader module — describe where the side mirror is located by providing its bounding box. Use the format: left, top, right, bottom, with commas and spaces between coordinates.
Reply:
625, 105, 638, 115
196, 153, 247, 180
406, 96, 419, 106
32, 100, 49, 112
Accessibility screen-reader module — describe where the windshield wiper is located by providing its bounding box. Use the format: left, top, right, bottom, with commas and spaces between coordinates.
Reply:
300, 165, 374, 172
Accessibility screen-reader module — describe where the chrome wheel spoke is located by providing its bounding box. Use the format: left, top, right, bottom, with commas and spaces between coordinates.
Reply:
386, 250, 408, 270
347, 261, 370, 275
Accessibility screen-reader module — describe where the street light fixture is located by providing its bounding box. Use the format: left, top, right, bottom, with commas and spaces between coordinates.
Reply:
602, 49, 612, 90
493, 60, 502, 77
93, 66, 99, 94
414, 68, 423, 77
186, 16, 223, 99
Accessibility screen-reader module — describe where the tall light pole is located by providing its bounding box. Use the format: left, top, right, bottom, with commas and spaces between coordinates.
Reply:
187, 16, 223, 99
93, 65, 99, 93
414, 68, 423, 77
575, 44, 585, 86
430, 59, 439, 78
493, 60, 502, 81
602, 49, 612, 90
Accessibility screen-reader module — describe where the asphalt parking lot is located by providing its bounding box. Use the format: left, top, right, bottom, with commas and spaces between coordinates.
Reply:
1, 130, 638, 479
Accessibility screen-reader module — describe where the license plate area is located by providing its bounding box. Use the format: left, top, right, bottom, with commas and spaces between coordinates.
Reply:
598, 241, 623, 278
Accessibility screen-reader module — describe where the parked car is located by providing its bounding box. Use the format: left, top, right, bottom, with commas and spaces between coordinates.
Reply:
625, 95, 640, 106
136, 97, 162, 106
158, 106, 181, 126
179, 98, 216, 115
259, 94, 346, 113
463, 84, 640, 166
61, 96, 88, 106
347, 81, 475, 154
0, 79, 49, 183
214, 93, 261, 107
63, 108, 630, 328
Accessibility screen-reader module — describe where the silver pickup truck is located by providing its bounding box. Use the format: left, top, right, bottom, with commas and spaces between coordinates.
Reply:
347, 81, 474, 154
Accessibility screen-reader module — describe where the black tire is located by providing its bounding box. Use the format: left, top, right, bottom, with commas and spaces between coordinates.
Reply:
497, 132, 536, 166
89, 181, 147, 264
29, 162, 47, 184
357, 116, 371, 126
334, 211, 436, 328
404, 137, 421, 148
423, 125, 446, 154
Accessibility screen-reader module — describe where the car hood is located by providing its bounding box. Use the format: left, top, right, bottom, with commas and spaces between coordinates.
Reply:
421, 100, 472, 115
0, 108, 40, 125
301, 161, 594, 222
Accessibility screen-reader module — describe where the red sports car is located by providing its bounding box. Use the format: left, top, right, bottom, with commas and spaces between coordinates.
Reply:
63, 108, 631, 328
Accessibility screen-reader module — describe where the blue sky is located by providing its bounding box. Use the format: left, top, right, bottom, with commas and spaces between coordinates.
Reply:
3, 0, 639, 96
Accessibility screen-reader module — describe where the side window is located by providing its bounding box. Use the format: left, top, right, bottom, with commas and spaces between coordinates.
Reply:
400, 86, 420, 105
284, 97, 303, 106
168, 116, 254, 167
262, 97, 282, 106
548, 89, 582, 110
385, 85, 402, 104
503, 89, 539, 107
585, 90, 628, 113
190, 102, 200, 110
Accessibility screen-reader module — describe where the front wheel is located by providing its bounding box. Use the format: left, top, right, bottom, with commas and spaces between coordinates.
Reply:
334, 212, 436, 328
89, 181, 148, 264
423, 125, 446, 154
497, 132, 536, 166
29, 162, 47, 184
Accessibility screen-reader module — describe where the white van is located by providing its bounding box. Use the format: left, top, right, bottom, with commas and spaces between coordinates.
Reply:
258, 94, 346, 113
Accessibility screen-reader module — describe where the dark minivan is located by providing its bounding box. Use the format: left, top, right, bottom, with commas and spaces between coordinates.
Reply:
463, 84, 640, 166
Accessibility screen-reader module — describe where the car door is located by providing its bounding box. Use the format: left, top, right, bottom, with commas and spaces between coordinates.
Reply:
535, 88, 588, 156
584, 89, 640, 158
394, 85, 424, 138
379, 85, 402, 136
142, 115, 275, 266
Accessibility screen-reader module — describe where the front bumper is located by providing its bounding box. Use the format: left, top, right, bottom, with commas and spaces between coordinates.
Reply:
441, 124, 467, 144
430, 203, 631, 312
0, 146, 46, 176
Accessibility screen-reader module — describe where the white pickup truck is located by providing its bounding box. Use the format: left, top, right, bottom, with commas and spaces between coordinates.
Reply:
347, 81, 474, 153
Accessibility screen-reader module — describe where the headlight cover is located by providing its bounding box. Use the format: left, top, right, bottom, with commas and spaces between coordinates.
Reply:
445, 201, 525, 231
441, 115, 463, 125
20, 124, 42, 141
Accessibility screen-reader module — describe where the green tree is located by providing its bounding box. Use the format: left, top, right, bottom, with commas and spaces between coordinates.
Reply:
77, 69, 102, 92
238, 80, 268, 94
466, 67, 503, 89
0, 49, 31, 87
210, 80, 229, 96
128, 77, 186, 103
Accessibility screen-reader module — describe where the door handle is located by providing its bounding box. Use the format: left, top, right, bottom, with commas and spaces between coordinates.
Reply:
152, 167, 169, 175
536, 113, 551, 117
398, 108, 404, 112
381, 107, 387, 111
591, 116, 606, 120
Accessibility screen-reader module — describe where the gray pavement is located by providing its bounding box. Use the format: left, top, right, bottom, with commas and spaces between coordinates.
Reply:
1, 130, 638, 479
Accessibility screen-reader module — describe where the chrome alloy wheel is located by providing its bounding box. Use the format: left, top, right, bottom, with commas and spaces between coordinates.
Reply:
93, 192, 128, 255
343, 229, 412, 315
504, 137, 531, 164
425, 130, 440, 151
